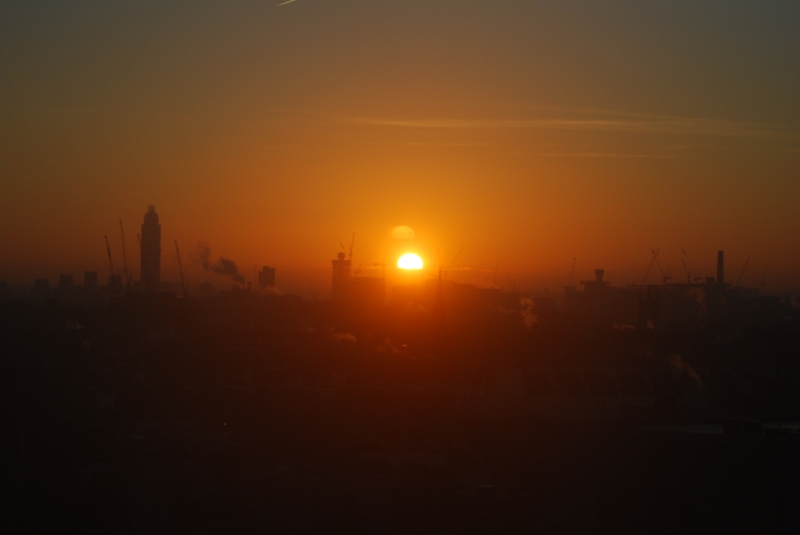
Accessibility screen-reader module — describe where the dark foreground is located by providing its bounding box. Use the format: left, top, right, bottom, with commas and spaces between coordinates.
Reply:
2, 292, 800, 533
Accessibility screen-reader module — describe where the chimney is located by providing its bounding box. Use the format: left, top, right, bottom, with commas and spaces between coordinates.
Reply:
595, 269, 604, 283
717, 251, 724, 285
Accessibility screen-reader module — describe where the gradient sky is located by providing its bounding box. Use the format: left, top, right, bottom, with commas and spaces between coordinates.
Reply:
2, 1, 799, 294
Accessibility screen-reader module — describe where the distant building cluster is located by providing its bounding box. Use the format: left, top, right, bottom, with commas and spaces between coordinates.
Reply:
0, 211, 790, 336
5, 205, 278, 302
331, 251, 384, 309
560, 251, 783, 331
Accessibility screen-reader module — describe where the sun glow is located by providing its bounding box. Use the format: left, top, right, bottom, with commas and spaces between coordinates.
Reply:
397, 253, 423, 270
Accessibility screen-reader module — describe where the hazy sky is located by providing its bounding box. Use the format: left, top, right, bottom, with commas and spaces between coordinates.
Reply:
2, 1, 799, 293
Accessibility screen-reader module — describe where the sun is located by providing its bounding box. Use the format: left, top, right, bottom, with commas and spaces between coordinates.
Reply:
397, 253, 423, 270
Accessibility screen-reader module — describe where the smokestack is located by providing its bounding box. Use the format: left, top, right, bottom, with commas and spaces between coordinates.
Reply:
717, 251, 724, 285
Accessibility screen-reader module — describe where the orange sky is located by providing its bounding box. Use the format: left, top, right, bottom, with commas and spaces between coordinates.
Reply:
1, 1, 799, 294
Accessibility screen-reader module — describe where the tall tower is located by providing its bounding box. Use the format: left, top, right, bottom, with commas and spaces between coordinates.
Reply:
331, 252, 351, 302
258, 266, 276, 289
141, 206, 161, 292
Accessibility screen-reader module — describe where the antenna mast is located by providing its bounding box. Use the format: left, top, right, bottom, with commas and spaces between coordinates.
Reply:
735, 257, 750, 287
680, 257, 691, 284
642, 248, 660, 285
445, 246, 465, 280
650, 247, 670, 285
104, 235, 115, 276
175, 240, 186, 296
119, 220, 130, 287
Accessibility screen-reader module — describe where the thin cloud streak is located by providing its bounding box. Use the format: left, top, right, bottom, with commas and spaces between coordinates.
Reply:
359, 141, 496, 147
525, 152, 679, 159
276, 0, 296, 6
345, 115, 794, 139
1, 108, 130, 115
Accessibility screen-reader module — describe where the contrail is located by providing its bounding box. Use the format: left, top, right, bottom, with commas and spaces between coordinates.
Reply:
277, 0, 296, 6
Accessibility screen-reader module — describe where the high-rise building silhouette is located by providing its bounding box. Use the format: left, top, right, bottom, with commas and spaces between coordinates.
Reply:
332, 252, 351, 302
141, 206, 161, 292
258, 266, 276, 289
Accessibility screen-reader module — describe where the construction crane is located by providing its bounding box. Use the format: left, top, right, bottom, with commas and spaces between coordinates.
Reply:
349, 232, 355, 261
641, 248, 660, 285
444, 246, 465, 280
681, 248, 693, 274
175, 240, 187, 296
119, 220, 130, 287
651, 248, 671, 285
680, 257, 691, 284
735, 257, 750, 287
682, 248, 704, 283
104, 235, 115, 276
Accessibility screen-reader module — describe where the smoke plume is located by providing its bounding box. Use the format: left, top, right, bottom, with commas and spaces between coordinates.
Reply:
193, 243, 245, 286
519, 297, 538, 330
668, 354, 702, 386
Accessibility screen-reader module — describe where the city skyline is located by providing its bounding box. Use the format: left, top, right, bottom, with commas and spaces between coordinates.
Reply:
0, 206, 793, 298
2, 2, 799, 293
4, 4, 800, 532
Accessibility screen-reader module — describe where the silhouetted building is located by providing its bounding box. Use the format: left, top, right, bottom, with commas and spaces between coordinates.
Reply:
84, 271, 98, 289
393, 278, 512, 325
350, 276, 385, 308
332, 252, 351, 302
331, 251, 384, 306
638, 286, 660, 329
140, 206, 161, 292
33, 279, 50, 292
258, 266, 276, 288
565, 268, 619, 321
531, 288, 557, 313
108, 275, 123, 295
583, 269, 610, 292
717, 251, 725, 286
